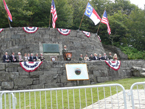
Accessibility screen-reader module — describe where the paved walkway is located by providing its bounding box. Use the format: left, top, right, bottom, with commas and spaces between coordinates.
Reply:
83, 90, 145, 109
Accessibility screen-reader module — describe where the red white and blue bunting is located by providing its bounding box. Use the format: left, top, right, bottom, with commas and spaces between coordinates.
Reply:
82, 31, 90, 37
57, 28, 71, 36
98, 35, 101, 42
105, 60, 121, 71
0, 29, 4, 33
23, 27, 39, 34
20, 61, 43, 72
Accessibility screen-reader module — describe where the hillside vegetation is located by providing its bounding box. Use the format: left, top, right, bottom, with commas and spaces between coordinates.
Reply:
0, 0, 145, 59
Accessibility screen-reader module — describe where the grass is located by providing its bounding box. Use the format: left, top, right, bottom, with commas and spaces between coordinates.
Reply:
97, 77, 145, 89
2, 77, 145, 109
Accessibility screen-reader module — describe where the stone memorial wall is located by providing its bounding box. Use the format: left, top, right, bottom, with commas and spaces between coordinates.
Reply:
0, 60, 144, 90
0, 28, 135, 91
0, 27, 105, 61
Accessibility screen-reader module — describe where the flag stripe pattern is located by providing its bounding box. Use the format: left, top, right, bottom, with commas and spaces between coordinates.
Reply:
3, 0, 12, 22
101, 10, 111, 35
98, 35, 101, 42
51, 0, 57, 28
57, 28, 71, 36
0, 29, 4, 33
23, 27, 39, 34
82, 31, 91, 37
20, 61, 43, 72
105, 60, 121, 71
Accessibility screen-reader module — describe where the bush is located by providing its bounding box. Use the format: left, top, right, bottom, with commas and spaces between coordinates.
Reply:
120, 46, 145, 60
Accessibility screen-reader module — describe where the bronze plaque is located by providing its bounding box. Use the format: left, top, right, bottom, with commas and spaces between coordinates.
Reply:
43, 44, 59, 53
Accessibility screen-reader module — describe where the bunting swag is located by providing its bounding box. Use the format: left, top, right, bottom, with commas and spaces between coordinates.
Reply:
57, 28, 71, 36
23, 27, 39, 34
105, 60, 121, 71
20, 61, 43, 72
0, 29, 4, 33
82, 31, 90, 37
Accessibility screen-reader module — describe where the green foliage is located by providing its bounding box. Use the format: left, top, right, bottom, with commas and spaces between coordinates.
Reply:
120, 46, 145, 60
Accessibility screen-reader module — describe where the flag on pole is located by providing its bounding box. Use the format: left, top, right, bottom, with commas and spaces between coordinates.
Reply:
51, 0, 57, 28
101, 10, 111, 35
3, 0, 12, 22
84, 3, 101, 25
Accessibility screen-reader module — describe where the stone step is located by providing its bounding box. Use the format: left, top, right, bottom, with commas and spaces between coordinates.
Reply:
140, 72, 145, 77
142, 68, 145, 71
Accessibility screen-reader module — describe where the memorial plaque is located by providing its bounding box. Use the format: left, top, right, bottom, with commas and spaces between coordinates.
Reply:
43, 44, 59, 53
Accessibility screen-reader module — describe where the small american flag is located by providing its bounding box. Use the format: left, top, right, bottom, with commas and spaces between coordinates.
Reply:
101, 10, 111, 35
51, 0, 57, 28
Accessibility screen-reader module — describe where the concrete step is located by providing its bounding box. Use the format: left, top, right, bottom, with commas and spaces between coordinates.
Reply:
141, 72, 145, 77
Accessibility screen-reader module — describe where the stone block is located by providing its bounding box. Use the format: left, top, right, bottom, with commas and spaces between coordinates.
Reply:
62, 70, 66, 76
14, 78, 33, 86
18, 67, 29, 77
78, 81, 84, 85
44, 80, 58, 88
33, 80, 40, 85
30, 71, 44, 78
83, 80, 90, 85
6, 63, 19, 68
49, 28, 56, 36
31, 84, 44, 89
52, 63, 64, 68
89, 74, 97, 83
40, 71, 58, 84
10, 72, 19, 80
97, 77, 109, 83
70, 81, 77, 86
14, 86, 18, 90
0, 72, 10, 82
44, 70, 57, 75
66, 82, 73, 87
43, 62, 52, 70
70, 30, 77, 37
6, 67, 18, 72
61, 76, 68, 83
93, 71, 101, 77
0, 64, 5, 71
76, 32, 84, 38
2, 82, 14, 90
88, 65, 107, 71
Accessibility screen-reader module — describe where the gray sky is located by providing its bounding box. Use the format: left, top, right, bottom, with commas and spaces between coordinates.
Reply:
90, 0, 145, 9
110, 0, 145, 9
130, 0, 145, 9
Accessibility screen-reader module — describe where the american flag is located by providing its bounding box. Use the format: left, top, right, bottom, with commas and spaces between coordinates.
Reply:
3, 0, 12, 22
101, 10, 111, 35
51, 0, 57, 28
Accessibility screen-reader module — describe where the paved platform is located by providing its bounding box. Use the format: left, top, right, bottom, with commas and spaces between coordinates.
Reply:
83, 90, 145, 109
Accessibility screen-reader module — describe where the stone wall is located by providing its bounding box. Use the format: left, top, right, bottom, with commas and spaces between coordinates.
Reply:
1, 60, 144, 90
0, 28, 105, 61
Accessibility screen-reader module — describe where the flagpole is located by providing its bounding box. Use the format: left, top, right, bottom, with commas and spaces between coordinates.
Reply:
78, 1, 89, 30
6, 13, 12, 28
49, 12, 52, 28
96, 8, 106, 36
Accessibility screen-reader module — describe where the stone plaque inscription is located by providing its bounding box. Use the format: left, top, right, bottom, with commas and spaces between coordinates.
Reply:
43, 44, 59, 53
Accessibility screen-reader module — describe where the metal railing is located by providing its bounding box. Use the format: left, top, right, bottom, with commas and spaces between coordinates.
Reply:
0, 91, 16, 109
0, 84, 127, 109
130, 82, 145, 109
